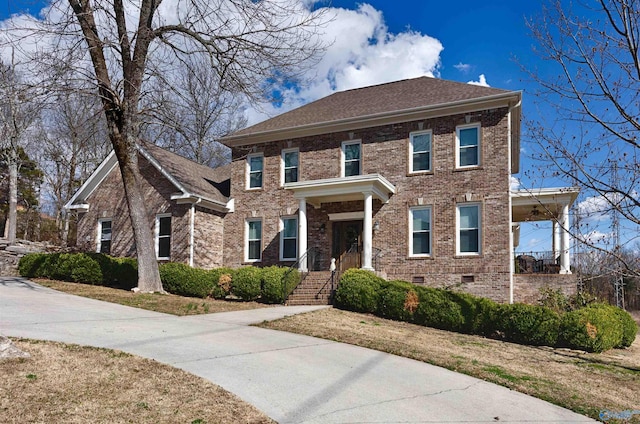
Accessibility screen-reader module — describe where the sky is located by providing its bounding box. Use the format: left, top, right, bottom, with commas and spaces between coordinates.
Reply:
0, 0, 626, 254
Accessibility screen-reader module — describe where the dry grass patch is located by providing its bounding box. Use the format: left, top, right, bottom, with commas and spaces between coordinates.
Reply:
0, 339, 272, 424
258, 308, 640, 422
37, 279, 271, 316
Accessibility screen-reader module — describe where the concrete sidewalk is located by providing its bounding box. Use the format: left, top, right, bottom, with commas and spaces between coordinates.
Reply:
0, 277, 595, 423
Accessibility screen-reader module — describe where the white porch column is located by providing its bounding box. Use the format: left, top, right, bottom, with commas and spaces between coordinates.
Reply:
559, 203, 572, 274
362, 191, 374, 271
298, 198, 308, 272
552, 220, 560, 261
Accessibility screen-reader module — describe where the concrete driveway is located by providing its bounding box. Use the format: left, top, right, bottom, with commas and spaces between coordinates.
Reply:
0, 277, 595, 423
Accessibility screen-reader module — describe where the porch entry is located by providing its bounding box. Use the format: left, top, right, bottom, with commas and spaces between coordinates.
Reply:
332, 220, 362, 272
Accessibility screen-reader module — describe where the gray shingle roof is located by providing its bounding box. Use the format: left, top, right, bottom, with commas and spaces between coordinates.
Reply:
139, 141, 230, 204
230, 77, 512, 138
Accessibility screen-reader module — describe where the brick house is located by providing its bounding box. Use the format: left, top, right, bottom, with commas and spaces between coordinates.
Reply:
68, 77, 578, 304
65, 141, 232, 269
221, 77, 578, 303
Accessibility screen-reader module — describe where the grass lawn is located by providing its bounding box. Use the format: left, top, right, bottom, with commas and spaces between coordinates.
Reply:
37, 279, 271, 315
0, 339, 273, 424
258, 308, 640, 423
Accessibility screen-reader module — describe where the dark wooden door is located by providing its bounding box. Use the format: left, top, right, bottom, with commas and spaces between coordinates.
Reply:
332, 220, 362, 272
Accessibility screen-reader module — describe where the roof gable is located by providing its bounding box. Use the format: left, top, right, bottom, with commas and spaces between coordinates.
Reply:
65, 143, 231, 213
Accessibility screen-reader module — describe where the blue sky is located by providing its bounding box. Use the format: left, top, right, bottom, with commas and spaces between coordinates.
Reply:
0, 0, 617, 254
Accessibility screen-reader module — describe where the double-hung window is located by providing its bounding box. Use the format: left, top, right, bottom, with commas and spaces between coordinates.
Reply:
410, 130, 432, 173
457, 204, 481, 255
409, 207, 431, 256
246, 219, 262, 262
342, 141, 361, 177
247, 154, 263, 189
282, 149, 299, 184
280, 216, 298, 261
97, 219, 112, 254
156, 214, 171, 259
456, 123, 480, 168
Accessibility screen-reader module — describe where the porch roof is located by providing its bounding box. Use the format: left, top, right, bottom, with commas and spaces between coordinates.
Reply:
284, 174, 396, 208
511, 187, 580, 222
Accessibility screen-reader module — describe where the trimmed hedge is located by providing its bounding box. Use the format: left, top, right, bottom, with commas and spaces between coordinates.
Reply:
231, 267, 263, 301
261, 266, 300, 304
159, 262, 217, 298
334, 270, 637, 352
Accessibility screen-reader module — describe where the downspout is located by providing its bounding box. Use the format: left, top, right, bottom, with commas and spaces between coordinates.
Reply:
189, 198, 202, 267
507, 101, 520, 304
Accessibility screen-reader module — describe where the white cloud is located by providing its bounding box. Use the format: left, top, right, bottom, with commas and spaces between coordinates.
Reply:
579, 230, 612, 245
454, 62, 471, 73
246, 3, 444, 124
467, 74, 490, 87
576, 194, 619, 223
510, 176, 521, 190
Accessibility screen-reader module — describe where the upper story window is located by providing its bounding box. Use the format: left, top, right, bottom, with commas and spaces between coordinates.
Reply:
156, 214, 171, 260
97, 219, 112, 254
282, 149, 299, 184
409, 206, 431, 257
247, 154, 264, 189
457, 204, 481, 255
280, 216, 298, 261
409, 130, 432, 173
245, 218, 262, 262
456, 123, 480, 168
342, 140, 361, 177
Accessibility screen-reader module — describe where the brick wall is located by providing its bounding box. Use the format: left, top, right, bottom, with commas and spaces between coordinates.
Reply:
513, 274, 578, 304
76, 154, 223, 267
225, 108, 515, 302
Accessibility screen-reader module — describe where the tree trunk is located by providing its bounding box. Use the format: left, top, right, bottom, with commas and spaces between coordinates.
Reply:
115, 144, 163, 293
7, 159, 18, 245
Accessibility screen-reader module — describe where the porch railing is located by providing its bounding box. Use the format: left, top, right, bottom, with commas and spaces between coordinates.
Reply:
515, 251, 561, 274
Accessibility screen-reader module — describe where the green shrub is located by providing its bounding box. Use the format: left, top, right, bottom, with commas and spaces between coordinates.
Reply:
538, 287, 570, 313
208, 267, 234, 299
67, 254, 103, 285
612, 307, 638, 348
159, 263, 215, 298
468, 296, 500, 336
558, 304, 623, 352
413, 287, 465, 332
496, 303, 560, 346
334, 269, 384, 313
260, 266, 300, 304
445, 291, 486, 334
18, 253, 48, 278
231, 267, 263, 301
377, 280, 417, 321
110, 257, 138, 289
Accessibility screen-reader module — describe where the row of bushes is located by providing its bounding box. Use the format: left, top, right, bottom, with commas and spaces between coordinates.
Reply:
18, 252, 137, 288
334, 269, 638, 353
18, 253, 299, 304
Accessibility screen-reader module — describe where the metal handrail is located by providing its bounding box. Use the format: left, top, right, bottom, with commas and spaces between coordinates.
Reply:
281, 246, 317, 304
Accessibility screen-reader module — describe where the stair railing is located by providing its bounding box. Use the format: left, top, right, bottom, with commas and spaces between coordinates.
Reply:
281, 246, 317, 304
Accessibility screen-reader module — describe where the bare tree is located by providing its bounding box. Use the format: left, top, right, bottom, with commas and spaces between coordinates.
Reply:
524, 0, 639, 268
2, 0, 328, 291
38, 89, 109, 245
144, 56, 245, 167
0, 60, 40, 244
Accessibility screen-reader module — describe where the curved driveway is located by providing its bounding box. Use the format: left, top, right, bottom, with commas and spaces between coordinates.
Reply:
0, 277, 594, 423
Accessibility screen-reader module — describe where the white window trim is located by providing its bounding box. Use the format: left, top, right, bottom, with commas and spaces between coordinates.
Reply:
245, 218, 263, 262
279, 216, 298, 261
409, 206, 432, 257
97, 218, 112, 254
341, 140, 362, 177
409, 130, 432, 174
155, 213, 172, 260
455, 123, 481, 169
281, 148, 299, 186
246, 153, 264, 190
456, 203, 482, 255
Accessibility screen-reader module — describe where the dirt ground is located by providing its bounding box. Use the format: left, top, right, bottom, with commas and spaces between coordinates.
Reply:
259, 308, 640, 423
0, 339, 273, 424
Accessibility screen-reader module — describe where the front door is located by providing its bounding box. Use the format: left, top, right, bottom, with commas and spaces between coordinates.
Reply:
332, 220, 362, 272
